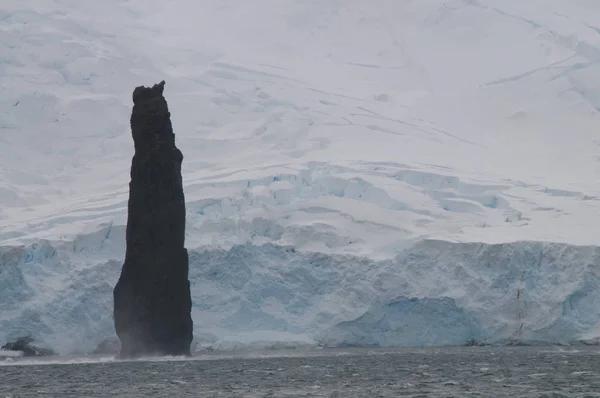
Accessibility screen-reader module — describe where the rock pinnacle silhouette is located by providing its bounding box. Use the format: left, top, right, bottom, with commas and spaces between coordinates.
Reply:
113, 81, 193, 358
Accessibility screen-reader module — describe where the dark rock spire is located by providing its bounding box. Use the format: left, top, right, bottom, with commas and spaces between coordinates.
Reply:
113, 81, 193, 358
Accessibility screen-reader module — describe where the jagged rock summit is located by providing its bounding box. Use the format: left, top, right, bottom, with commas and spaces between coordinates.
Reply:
113, 80, 193, 359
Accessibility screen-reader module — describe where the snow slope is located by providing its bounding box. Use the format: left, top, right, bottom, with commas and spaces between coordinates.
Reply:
2, 0, 600, 353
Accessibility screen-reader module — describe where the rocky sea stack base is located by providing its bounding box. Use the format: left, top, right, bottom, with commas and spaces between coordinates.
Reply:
113, 81, 193, 359
1, 336, 56, 357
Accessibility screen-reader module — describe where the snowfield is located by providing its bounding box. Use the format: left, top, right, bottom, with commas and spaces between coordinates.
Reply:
2, 0, 600, 354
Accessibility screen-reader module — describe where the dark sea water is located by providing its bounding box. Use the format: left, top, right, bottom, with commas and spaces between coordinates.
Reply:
2, 346, 600, 397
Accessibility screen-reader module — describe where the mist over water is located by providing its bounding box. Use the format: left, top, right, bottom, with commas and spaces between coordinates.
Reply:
2, 347, 599, 397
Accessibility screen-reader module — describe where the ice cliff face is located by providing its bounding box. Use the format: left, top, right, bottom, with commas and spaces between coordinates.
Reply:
2, 227, 600, 354
322, 297, 484, 347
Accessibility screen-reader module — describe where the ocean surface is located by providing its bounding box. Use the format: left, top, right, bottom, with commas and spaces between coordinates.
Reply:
1, 346, 600, 397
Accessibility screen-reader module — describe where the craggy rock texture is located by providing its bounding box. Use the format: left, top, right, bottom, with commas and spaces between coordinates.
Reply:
2, 336, 56, 357
113, 81, 193, 358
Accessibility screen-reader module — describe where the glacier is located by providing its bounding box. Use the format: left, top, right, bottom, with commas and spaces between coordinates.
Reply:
2, 227, 600, 354
2, 0, 600, 353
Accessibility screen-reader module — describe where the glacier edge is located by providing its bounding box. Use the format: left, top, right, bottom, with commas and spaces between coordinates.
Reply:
1, 227, 600, 354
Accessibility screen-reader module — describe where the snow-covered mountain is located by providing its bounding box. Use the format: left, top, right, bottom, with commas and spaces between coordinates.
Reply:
2, 0, 600, 354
